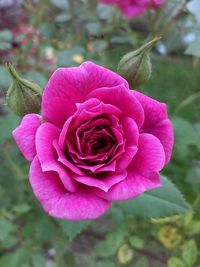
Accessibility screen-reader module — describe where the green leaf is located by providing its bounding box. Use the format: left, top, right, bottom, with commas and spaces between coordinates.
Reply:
129, 236, 144, 249
182, 239, 198, 266
35, 217, 57, 242
167, 257, 186, 267
0, 217, 14, 242
172, 118, 200, 160
135, 258, 149, 267
97, 4, 115, 21
1, 235, 18, 248
0, 249, 23, 267
31, 253, 46, 267
2, 235, 18, 249
13, 204, 31, 214
96, 224, 129, 258
173, 118, 199, 146
85, 22, 102, 36
116, 176, 191, 219
59, 220, 91, 241
55, 13, 72, 22
96, 261, 115, 267
186, 165, 200, 184
40, 22, 56, 38
185, 220, 200, 235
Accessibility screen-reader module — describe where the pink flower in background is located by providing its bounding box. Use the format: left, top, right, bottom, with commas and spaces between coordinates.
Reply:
13, 62, 173, 221
99, 0, 165, 18
151, 0, 165, 8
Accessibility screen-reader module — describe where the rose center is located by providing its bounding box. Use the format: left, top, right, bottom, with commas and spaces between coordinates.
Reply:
91, 138, 107, 152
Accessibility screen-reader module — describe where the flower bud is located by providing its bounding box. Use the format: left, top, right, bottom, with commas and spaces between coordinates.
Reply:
117, 37, 162, 88
6, 63, 42, 116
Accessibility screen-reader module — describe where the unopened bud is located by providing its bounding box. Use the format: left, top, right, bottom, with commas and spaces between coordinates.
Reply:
117, 37, 162, 88
6, 63, 42, 116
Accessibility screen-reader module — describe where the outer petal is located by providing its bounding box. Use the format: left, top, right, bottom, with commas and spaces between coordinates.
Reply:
12, 114, 41, 161
42, 61, 128, 127
29, 156, 111, 220
36, 123, 78, 192
95, 171, 161, 201
132, 133, 165, 172
133, 91, 174, 163
149, 119, 174, 164
132, 91, 167, 128
36, 122, 61, 171
86, 85, 144, 128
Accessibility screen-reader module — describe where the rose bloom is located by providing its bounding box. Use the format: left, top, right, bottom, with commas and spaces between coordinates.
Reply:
13, 62, 173, 221
98, 0, 165, 18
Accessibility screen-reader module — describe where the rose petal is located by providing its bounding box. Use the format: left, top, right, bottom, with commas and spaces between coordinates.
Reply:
132, 91, 167, 126
72, 124, 125, 173
71, 101, 121, 132
94, 133, 164, 201
53, 139, 85, 176
42, 61, 128, 127
94, 171, 161, 201
59, 99, 121, 149
72, 170, 127, 192
36, 122, 60, 170
76, 158, 117, 173
132, 133, 165, 172
133, 91, 174, 163
116, 117, 139, 170
12, 114, 41, 161
36, 123, 78, 192
148, 119, 174, 164
29, 156, 111, 220
99, 0, 150, 18
121, 3, 147, 17
87, 85, 144, 128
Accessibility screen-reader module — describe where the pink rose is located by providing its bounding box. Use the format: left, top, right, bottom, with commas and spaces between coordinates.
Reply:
13, 62, 173, 221
99, 0, 165, 18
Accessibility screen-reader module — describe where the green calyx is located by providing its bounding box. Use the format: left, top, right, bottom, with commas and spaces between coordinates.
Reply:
6, 63, 42, 116
117, 36, 162, 88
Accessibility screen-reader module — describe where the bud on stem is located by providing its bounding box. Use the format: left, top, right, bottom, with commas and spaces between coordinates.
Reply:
6, 63, 42, 116
117, 36, 162, 88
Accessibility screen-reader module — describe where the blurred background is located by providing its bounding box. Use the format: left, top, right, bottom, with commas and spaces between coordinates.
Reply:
0, 0, 200, 266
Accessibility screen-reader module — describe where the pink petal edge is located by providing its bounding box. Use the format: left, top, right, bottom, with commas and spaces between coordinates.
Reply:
12, 113, 41, 161
29, 156, 111, 221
